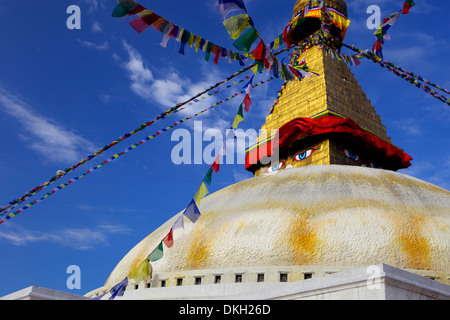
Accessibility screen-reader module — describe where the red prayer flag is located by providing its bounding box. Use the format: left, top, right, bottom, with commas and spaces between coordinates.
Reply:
243, 94, 252, 112
402, 2, 413, 14
130, 12, 160, 34
163, 228, 174, 248
250, 39, 265, 61
212, 155, 220, 173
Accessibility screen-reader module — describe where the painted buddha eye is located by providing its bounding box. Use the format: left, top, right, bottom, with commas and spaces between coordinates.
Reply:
293, 148, 318, 162
343, 149, 360, 162
265, 161, 286, 173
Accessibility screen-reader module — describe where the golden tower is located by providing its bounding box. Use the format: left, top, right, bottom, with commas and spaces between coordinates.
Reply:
246, 0, 412, 176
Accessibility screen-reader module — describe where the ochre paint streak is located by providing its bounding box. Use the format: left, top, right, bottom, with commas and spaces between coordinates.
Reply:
186, 228, 210, 270
288, 212, 319, 265
397, 216, 431, 270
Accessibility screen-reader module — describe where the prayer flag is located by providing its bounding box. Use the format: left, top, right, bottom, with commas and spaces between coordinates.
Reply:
160, 24, 174, 48
112, 0, 140, 17
193, 183, 209, 205
129, 12, 160, 33
243, 93, 252, 112
223, 14, 252, 39
212, 154, 220, 173
250, 39, 265, 61
163, 228, 174, 248
203, 168, 213, 186
172, 214, 184, 230
183, 199, 201, 223
233, 27, 259, 52
232, 104, 244, 129
149, 242, 164, 262
216, 0, 247, 19
109, 277, 128, 300
402, 1, 415, 14
130, 257, 151, 284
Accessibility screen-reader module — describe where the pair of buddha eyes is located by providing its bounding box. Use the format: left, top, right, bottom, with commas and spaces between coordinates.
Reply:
265, 147, 319, 173
341, 149, 380, 168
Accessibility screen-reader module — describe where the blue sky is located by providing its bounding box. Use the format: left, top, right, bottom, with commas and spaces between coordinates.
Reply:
0, 0, 448, 297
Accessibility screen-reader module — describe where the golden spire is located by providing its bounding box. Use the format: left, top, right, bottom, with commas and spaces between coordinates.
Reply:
293, 0, 348, 18
245, 0, 412, 176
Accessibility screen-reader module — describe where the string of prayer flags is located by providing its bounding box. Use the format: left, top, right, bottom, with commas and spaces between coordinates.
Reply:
379, 63, 450, 106
216, 0, 260, 54
380, 61, 450, 96
1, 77, 275, 224
371, 1, 415, 60
113, 0, 249, 66
215, 0, 281, 75
104, 75, 274, 300
335, 42, 450, 106
0, 65, 259, 220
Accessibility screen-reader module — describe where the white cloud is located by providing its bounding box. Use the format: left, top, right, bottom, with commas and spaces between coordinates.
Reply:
78, 39, 109, 52
91, 22, 103, 33
0, 224, 131, 250
120, 41, 225, 116
0, 87, 95, 163
391, 118, 423, 136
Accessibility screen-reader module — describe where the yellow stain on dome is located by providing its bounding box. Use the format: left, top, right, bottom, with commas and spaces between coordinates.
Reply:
287, 212, 320, 265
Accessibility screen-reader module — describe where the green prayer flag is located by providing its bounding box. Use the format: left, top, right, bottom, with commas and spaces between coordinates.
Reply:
233, 27, 259, 52
149, 242, 164, 262
204, 42, 215, 62
223, 14, 252, 39
111, 4, 129, 17
203, 168, 213, 186
232, 104, 244, 129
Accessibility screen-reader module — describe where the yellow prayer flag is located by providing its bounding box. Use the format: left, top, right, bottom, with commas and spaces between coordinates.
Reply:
232, 114, 244, 129
130, 258, 151, 285
223, 14, 252, 40
193, 182, 209, 205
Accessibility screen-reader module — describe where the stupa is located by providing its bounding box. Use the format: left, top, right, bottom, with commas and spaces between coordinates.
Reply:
86, 0, 450, 299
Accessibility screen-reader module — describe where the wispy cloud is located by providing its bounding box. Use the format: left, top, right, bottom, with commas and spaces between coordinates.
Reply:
91, 22, 103, 33
0, 87, 95, 163
391, 118, 423, 136
120, 41, 223, 110
78, 39, 109, 52
0, 224, 131, 250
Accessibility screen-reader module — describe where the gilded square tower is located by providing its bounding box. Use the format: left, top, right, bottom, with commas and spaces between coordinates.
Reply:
246, 0, 411, 176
